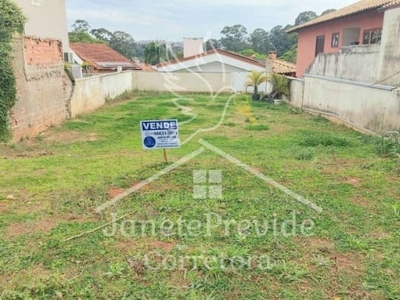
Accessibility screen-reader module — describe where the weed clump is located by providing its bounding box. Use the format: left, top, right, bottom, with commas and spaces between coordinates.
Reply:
299, 132, 350, 147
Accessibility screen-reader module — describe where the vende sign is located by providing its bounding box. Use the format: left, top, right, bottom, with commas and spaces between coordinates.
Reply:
140, 119, 180, 149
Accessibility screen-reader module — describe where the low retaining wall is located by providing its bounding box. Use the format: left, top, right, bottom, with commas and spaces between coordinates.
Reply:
70, 71, 133, 117
132, 72, 235, 94
290, 75, 400, 134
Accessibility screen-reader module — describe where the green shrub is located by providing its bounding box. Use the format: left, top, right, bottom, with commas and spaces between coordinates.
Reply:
0, 0, 26, 141
299, 132, 350, 147
245, 124, 270, 131
378, 131, 400, 157
295, 149, 315, 161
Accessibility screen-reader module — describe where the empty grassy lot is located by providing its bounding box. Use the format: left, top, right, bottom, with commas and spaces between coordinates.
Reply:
0, 93, 399, 299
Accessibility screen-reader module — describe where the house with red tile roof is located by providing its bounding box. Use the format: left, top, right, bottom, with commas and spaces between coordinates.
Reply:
265, 51, 296, 77
70, 43, 142, 74
287, 0, 400, 77
157, 38, 295, 75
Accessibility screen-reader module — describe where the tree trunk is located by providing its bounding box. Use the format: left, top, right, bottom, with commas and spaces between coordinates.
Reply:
252, 85, 259, 101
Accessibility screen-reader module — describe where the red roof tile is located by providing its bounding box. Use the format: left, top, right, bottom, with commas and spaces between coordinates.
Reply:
268, 58, 296, 75
287, 0, 399, 33
70, 43, 142, 71
158, 49, 295, 75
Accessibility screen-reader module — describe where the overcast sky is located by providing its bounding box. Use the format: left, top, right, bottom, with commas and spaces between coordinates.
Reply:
66, 0, 356, 41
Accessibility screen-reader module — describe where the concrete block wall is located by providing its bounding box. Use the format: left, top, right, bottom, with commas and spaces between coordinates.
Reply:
307, 45, 381, 83
70, 71, 133, 118
289, 78, 304, 108
289, 76, 400, 134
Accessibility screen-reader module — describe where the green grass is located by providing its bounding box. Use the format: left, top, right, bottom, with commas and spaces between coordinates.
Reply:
0, 93, 399, 299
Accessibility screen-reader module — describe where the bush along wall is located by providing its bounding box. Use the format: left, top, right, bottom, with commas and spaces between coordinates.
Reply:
0, 0, 26, 141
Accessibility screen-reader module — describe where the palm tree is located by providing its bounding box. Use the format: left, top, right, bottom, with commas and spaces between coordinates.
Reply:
245, 70, 267, 101
270, 73, 290, 100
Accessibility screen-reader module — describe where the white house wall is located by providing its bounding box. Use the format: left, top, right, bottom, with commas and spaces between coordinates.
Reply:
377, 7, 400, 86
158, 53, 265, 73
13, 0, 70, 53
184, 61, 253, 73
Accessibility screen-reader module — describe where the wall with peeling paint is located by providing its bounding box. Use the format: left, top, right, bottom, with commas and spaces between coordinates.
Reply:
11, 36, 73, 140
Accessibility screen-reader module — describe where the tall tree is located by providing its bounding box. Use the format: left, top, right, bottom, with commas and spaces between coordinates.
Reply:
268, 25, 291, 56
250, 28, 273, 54
69, 20, 104, 44
280, 44, 297, 63
204, 39, 220, 51
219, 24, 249, 53
321, 9, 336, 16
135, 43, 147, 61
294, 11, 318, 26
109, 31, 136, 59
90, 28, 113, 43
72, 19, 90, 33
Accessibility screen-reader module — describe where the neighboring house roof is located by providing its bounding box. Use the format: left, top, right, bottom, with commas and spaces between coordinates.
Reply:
158, 49, 266, 70
137, 62, 158, 72
268, 58, 296, 75
157, 48, 295, 75
381, 0, 400, 7
287, 0, 399, 33
70, 43, 142, 71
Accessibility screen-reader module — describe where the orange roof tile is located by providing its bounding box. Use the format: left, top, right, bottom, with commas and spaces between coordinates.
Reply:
70, 43, 142, 71
269, 58, 296, 75
158, 48, 296, 75
287, 0, 399, 33
382, 0, 400, 7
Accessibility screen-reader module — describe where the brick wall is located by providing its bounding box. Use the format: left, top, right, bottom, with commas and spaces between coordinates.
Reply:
11, 36, 73, 140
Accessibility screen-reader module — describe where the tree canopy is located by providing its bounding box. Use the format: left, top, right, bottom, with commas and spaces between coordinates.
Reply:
294, 11, 318, 26
68, 8, 336, 64
220, 24, 250, 53
69, 20, 136, 59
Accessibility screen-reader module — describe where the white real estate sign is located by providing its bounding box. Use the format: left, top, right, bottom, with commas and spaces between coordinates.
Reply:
140, 119, 180, 149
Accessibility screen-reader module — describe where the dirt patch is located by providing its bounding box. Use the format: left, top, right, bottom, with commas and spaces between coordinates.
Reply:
6, 218, 58, 238
330, 253, 357, 271
44, 131, 97, 143
114, 239, 177, 255
367, 230, 391, 240
0, 264, 51, 289
306, 237, 336, 253
0, 202, 7, 214
148, 240, 176, 253
342, 177, 361, 187
108, 187, 127, 199
319, 158, 365, 175
299, 237, 368, 298
108, 181, 183, 199
351, 196, 371, 208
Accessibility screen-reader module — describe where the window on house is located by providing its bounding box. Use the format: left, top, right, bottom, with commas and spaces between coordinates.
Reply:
331, 33, 340, 47
315, 35, 325, 56
363, 28, 382, 44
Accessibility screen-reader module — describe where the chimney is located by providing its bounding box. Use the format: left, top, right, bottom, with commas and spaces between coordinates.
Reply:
183, 37, 204, 58
268, 51, 277, 60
